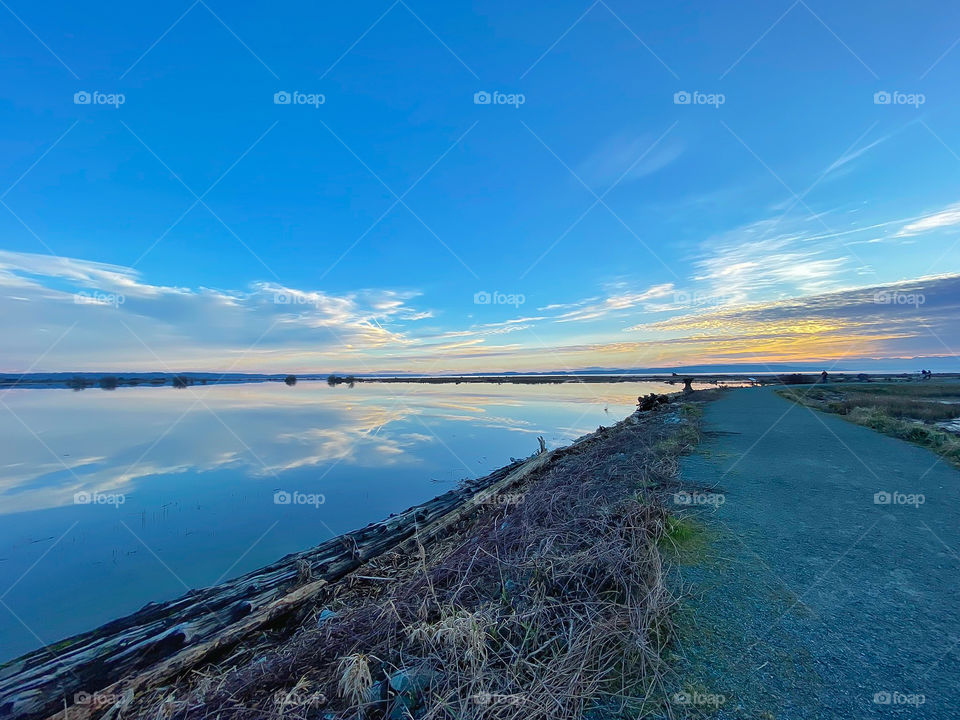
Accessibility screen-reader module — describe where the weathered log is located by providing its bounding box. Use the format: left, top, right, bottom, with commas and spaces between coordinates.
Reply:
0, 446, 564, 720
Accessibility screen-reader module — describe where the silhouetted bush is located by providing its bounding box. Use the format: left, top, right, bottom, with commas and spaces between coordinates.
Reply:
172, 375, 189, 389
285, 375, 297, 386
327, 374, 355, 387
98, 376, 118, 390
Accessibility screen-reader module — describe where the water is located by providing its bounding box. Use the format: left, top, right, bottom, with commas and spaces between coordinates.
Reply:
0, 380, 681, 662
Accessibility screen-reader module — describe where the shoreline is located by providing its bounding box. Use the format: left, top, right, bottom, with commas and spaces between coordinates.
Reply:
3, 371, 954, 391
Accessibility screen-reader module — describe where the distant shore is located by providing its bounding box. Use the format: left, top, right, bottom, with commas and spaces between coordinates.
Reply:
3, 370, 955, 391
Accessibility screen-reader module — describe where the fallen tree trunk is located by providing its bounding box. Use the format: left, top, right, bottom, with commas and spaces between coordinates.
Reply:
0, 449, 559, 720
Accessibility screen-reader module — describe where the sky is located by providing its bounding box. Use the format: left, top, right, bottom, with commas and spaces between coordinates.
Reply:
2, 0, 960, 373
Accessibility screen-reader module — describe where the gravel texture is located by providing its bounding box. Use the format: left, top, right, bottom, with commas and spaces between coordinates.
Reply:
668, 386, 960, 719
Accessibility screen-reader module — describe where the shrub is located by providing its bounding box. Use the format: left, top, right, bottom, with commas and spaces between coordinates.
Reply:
67, 376, 89, 391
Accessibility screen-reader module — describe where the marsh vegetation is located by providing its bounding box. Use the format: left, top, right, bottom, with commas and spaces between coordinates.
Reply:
777, 383, 960, 466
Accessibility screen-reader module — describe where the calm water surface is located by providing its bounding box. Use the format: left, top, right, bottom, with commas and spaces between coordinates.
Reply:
0, 380, 681, 661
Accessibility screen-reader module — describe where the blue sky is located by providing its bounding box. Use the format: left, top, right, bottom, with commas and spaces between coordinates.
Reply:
2, 0, 960, 372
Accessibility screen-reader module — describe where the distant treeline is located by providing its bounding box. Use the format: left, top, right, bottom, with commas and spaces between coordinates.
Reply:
2, 371, 953, 391
0, 373, 301, 391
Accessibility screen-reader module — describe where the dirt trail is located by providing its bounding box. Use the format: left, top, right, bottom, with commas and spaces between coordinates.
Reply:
673, 386, 960, 719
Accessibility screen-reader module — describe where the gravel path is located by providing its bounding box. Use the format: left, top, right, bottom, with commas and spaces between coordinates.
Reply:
670, 386, 960, 719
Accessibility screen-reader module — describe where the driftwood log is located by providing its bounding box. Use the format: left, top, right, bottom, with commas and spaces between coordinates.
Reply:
0, 448, 560, 720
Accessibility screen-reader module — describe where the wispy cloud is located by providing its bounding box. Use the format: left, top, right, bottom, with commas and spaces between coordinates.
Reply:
895, 202, 960, 237
690, 221, 850, 304
578, 133, 684, 189
539, 283, 676, 323
822, 131, 895, 178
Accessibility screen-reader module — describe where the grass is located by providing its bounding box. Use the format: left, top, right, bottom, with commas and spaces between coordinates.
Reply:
659, 517, 711, 566
777, 383, 960, 467
126, 400, 710, 720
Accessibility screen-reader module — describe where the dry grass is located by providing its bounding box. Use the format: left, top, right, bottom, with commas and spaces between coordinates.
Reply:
336, 653, 374, 706
127, 402, 704, 720
785, 385, 960, 422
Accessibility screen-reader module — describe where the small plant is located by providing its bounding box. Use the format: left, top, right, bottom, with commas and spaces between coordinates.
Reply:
284, 375, 297, 386
680, 403, 703, 418
407, 607, 490, 668
336, 653, 373, 706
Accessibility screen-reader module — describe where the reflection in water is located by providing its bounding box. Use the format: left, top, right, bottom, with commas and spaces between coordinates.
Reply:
0, 380, 680, 661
